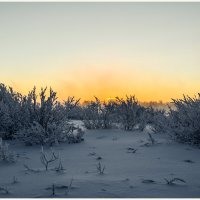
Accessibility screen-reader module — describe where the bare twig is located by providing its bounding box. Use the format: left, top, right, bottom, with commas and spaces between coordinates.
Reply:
147, 133, 155, 145
127, 147, 137, 153
96, 162, 106, 175
12, 176, 19, 184
24, 164, 41, 173
51, 184, 55, 196
0, 186, 9, 194
164, 178, 186, 185
66, 177, 74, 195
54, 159, 65, 173
40, 146, 59, 171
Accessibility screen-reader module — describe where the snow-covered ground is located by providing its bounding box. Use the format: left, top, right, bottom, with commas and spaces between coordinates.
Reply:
1, 126, 200, 197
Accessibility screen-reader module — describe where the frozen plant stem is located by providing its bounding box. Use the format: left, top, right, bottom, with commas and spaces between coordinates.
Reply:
0, 186, 9, 194
164, 178, 186, 185
148, 133, 155, 145
12, 176, 18, 184
52, 184, 55, 196
66, 178, 74, 195
55, 159, 65, 172
96, 162, 106, 175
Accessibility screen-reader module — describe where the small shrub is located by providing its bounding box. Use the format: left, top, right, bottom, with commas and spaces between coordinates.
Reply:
82, 97, 103, 129
0, 84, 23, 139
167, 94, 200, 145
64, 96, 81, 119
115, 95, 146, 131
100, 100, 116, 129
40, 146, 59, 171
16, 121, 85, 146
16, 122, 47, 145
83, 97, 116, 129
66, 124, 85, 144
149, 108, 169, 134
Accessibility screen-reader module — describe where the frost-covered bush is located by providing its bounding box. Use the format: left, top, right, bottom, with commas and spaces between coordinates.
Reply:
148, 94, 200, 145
15, 87, 84, 145
26, 87, 63, 131
83, 97, 115, 129
100, 100, 116, 129
16, 121, 85, 146
15, 122, 48, 145
67, 105, 84, 120
15, 120, 85, 146
0, 83, 85, 145
136, 106, 153, 131
63, 96, 82, 119
115, 95, 146, 131
15, 87, 64, 145
65, 124, 85, 143
167, 94, 200, 145
0, 138, 15, 162
82, 97, 103, 129
0, 84, 23, 139
147, 108, 169, 134
82, 95, 149, 131
0, 102, 12, 138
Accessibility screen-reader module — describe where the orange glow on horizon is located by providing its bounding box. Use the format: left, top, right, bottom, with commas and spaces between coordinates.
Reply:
3, 79, 200, 104
2, 62, 200, 104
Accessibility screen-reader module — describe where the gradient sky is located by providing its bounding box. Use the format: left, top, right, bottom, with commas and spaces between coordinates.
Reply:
0, 2, 200, 102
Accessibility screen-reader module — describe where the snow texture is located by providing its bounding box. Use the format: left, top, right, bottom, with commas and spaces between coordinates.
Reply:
0, 124, 200, 197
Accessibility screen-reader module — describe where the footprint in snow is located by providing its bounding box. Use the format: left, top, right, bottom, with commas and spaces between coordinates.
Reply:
96, 156, 102, 160
126, 147, 137, 153
89, 146, 96, 149
184, 159, 195, 163
88, 152, 96, 156
122, 178, 130, 182
142, 179, 156, 184
96, 136, 106, 139
112, 137, 118, 141
185, 148, 192, 151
